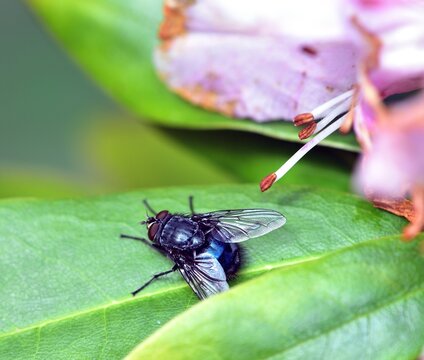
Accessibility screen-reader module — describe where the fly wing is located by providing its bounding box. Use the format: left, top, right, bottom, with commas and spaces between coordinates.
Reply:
178, 252, 229, 300
196, 208, 286, 243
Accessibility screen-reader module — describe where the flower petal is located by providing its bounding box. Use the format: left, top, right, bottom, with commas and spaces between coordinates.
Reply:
155, 0, 358, 121
346, 0, 424, 95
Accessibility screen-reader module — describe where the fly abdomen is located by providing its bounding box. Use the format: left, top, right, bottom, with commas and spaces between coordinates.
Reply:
159, 216, 205, 250
206, 240, 240, 277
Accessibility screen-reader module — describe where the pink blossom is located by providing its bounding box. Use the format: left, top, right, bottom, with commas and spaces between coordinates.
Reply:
353, 87, 424, 239
155, 0, 357, 121
260, 0, 424, 237
155, 0, 424, 237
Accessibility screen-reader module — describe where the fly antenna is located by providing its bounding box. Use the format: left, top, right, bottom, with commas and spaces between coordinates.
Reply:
143, 199, 157, 215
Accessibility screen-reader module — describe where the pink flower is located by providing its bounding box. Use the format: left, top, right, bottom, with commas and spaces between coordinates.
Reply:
155, 0, 357, 121
354, 86, 424, 239
260, 0, 424, 237
155, 0, 424, 237
356, 96, 424, 197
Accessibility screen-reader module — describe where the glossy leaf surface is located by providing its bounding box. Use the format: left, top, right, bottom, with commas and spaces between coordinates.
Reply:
0, 185, 406, 358
129, 235, 424, 360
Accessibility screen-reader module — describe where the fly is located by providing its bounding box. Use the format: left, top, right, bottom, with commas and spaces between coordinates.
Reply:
121, 196, 286, 300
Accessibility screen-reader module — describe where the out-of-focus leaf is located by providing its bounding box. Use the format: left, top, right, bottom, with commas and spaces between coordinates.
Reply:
82, 118, 352, 191
0, 185, 405, 358
128, 236, 424, 360
80, 118, 236, 189
168, 128, 354, 191
0, 170, 86, 199
29, 0, 359, 151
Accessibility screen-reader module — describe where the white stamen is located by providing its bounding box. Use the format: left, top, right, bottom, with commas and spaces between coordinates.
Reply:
311, 89, 354, 119
314, 98, 351, 134
274, 114, 347, 182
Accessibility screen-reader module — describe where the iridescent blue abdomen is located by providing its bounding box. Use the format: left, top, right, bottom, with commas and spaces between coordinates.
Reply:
206, 239, 240, 276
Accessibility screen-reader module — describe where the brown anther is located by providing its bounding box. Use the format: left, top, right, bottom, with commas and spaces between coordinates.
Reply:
294, 113, 314, 126
260, 173, 277, 192
298, 122, 317, 140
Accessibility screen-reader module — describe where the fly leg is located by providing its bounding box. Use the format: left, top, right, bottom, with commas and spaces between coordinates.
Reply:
120, 234, 165, 255
188, 195, 195, 214
132, 265, 178, 296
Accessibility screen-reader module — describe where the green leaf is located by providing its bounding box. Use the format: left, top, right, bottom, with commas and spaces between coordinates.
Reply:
82, 118, 352, 191
128, 236, 424, 360
0, 170, 86, 199
28, 0, 359, 152
0, 185, 405, 358
81, 117, 237, 189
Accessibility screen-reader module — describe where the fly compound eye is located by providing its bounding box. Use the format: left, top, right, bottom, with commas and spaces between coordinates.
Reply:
148, 222, 160, 241
156, 210, 169, 221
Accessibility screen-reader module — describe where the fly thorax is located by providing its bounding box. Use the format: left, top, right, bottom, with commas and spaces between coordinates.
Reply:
159, 216, 205, 251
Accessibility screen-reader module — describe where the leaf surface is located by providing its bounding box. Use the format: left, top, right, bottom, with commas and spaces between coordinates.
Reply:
128, 235, 424, 360
0, 185, 405, 358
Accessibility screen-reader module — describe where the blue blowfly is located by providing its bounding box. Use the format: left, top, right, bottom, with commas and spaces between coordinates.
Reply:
121, 196, 286, 300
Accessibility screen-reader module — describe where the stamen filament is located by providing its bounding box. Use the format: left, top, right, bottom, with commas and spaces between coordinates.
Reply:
311, 89, 354, 118
261, 90, 356, 191
314, 99, 351, 135
274, 114, 347, 183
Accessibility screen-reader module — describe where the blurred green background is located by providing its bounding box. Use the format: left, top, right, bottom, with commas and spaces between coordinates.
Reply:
0, 1, 354, 199
0, 0, 119, 197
